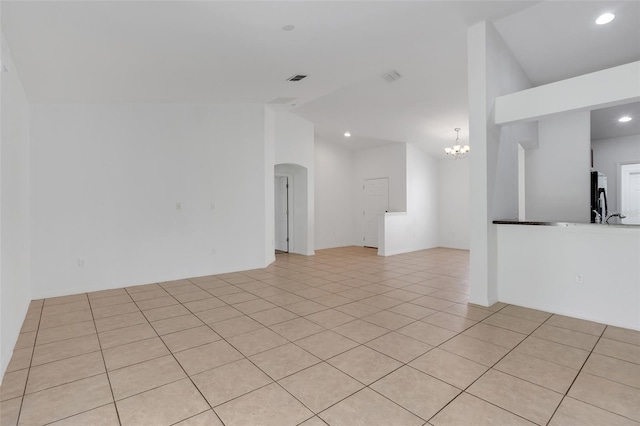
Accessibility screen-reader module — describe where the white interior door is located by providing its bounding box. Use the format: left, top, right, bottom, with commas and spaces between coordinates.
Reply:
274, 176, 289, 252
621, 163, 640, 225
363, 178, 389, 248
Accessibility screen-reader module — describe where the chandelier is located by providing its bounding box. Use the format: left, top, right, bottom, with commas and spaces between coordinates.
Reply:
444, 128, 470, 159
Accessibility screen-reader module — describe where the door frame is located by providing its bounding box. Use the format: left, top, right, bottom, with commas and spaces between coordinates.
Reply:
275, 172, 294, 253
362, 177, 389, 248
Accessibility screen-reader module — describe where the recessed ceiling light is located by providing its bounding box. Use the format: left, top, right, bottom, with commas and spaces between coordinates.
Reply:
344, 132, 351, 137
595, 13, 615, 25
619, 116, 632, 123
282, 25, 295, 31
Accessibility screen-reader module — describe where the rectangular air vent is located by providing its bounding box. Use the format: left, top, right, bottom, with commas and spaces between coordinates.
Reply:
382, 70, 402, 83
287, 74, 307, 82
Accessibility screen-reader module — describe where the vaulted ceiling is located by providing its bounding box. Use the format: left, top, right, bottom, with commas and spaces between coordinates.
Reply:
2, 1, 639, 157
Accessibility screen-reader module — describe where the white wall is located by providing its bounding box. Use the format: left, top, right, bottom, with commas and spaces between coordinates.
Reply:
354, 144, 406, 246
467, 22, 533, 306
592, 134, 640, 213
273, 111, 315, 255
526, 111, 591, 222
0, 34, 32, 380
29, 104, 270, 299
438, 159, 470, 249
497, 224, 640, 330
379, 144, 439, 256
314, 138, 355, 249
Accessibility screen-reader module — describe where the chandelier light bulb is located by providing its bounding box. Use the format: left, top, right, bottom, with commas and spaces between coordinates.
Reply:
445, 128, 469, 159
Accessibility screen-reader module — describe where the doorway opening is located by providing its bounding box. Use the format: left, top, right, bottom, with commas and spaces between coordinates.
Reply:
363, 177, 389, 248
274, 175, 289, 253
620, 162, 640, 225
274, 163, 310, 255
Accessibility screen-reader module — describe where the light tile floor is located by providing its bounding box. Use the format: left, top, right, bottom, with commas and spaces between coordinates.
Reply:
1, 247, 639, 425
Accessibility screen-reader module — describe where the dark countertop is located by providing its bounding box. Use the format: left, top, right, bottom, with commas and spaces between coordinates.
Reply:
493, 220, 639, 228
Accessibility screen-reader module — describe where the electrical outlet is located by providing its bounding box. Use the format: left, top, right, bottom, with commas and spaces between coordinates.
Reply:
77, 259, 85, 267
575, 274, 583, 284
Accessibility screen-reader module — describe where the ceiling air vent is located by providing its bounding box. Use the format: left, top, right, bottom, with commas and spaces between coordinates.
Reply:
382, 70, 402, 83
287, 74, 308, 82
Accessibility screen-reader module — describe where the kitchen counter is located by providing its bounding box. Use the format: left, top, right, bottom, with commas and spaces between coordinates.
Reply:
493, 220, 639, 228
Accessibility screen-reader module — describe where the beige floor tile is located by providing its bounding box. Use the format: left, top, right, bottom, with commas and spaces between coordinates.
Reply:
227, 327, 288, 356
361, 310, 415, 330
92, 302, 140, 319
215, 382, 312, 426
19, 374, 113, 425
161, 325, 221, 352
1, 369, 28, 402
305, 309, 356, 329
295, 330, 360, 360
192, 359, 272, 407
206, 285, 244, 297
263, 292, 306, 306
164, 283, 202, 295
49, 403, 120, 426
209, 315, 264, 338
89, 294, 133, 308
116, 378, 209, 426
332, 319, 389, 344
410, 348, 488, 390
603, 326, 640, 346
150, 314, 204, 335
482, 313, 540, 334
271, 317, 325, 341
422, 312, 477, 333
174, 340, 243, 375
428, 290, 468, 303
41, 300, 90, 317
494, 351, 578, 393
129, 288, 170, 301
142, 304, 190, 322
87, 288, 128, 299
13, 332, 36, 351
298, 416, 328, 426
387, 302, 437, 320
312, 294, 353, 308
514, 336, 590, 370
568, 372, 640, 421
218, 291, 258, 305
136, 295, 179, 311
549, 396, 639, 426
174, 410, 223, 426
250, 343, 321, 380
44, 294, 87, 306
397, 321, 457, 346
583, 353, 640, 388
401, 284, 439, 295
279, 362, 363, 412
440, 335, 510, 367
365, 332, 432, 363
102, 336, 170, 370
462, 323, 527, 349
183, 297, 227, 313
36, 321, 96, 345
174, 290, 214, 303
125, 283, 162, 294
361, 295, 403, 310
285, 300, 328, 316
108, 355, 186, 400
430, 392, 536, 426
98, 323, 157, 349
319, 388, 423, 426
499, 305, 552, 323
0, 397, 22, 426
594, 338, 640, 364
39, 310, 94, 330
468, 369, 563, 425
31, 334, 100, 366
532, 324, 599, 351
20, 318, 40, 333
232, 298, 277, 314
546, 314, 606, 336
250, 307, 299, 326
94, 311, 147, 332
372, 366, 460, 421
26, 351, 105, 394
328, 345, 401, 385
338, 288, 376, 301
383, 289, 423, 302
334, 302, 382, 318
410, 295, 456, 311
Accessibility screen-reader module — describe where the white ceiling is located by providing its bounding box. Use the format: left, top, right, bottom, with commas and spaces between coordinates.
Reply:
2, 1, 639, 157
591, 102, 640, 141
